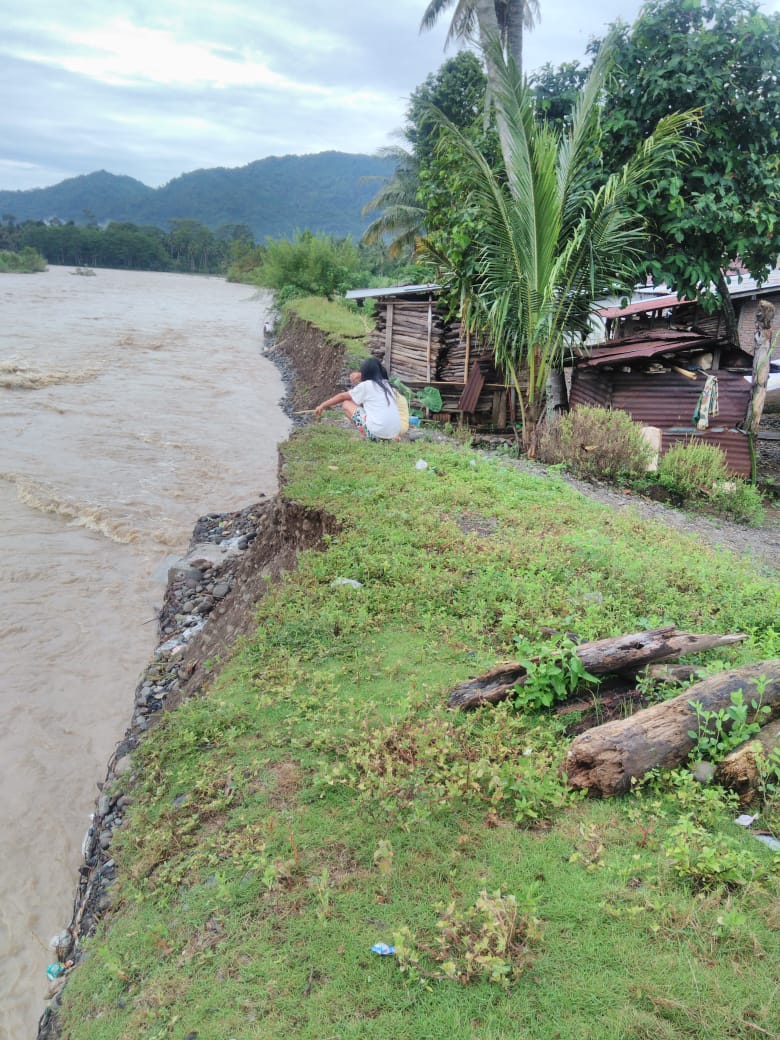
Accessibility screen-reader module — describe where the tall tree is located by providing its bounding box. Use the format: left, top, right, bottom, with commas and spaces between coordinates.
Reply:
361, 146, 425, 259
420, 0, 540, 165
423, 39, 696, 454
361, 51, 489, 262
420, 0, 539, 73
598, 0, 780, 341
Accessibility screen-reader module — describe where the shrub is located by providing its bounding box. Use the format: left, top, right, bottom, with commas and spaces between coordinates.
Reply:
657, 440, 729, 497
658, 441, 765, 523
710, 479, 765, 525
538, 405, 651, 481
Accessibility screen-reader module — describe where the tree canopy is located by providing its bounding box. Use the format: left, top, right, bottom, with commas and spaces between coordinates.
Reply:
426, 38, 696, 453
598, 0, 780, 312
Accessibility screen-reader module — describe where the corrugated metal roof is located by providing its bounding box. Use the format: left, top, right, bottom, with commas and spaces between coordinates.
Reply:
345, 283, 440, 300
578, 331, 721, 367
597, 295, 689, 319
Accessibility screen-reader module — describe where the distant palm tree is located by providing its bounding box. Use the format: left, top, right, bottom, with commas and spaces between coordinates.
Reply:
360, 146, 425, 260
420, 0, 540, 75
425, 38, 698, 455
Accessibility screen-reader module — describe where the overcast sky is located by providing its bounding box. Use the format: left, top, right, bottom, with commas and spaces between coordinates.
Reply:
2, 0, 778, 193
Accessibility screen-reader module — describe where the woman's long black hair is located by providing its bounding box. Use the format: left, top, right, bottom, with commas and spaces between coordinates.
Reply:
360, 357, 393, 404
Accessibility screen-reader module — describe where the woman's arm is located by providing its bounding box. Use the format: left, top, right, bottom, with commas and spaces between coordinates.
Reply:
314, 391, 352, 417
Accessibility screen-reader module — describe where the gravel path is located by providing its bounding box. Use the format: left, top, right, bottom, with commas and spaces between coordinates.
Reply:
506, 456, 780, 574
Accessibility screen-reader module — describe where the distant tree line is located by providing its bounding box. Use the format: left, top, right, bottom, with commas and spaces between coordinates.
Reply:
0, 214, 408, 297
0, 214, 257, 274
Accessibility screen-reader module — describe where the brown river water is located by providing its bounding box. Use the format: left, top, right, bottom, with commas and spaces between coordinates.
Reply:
0, 266, 290, 1037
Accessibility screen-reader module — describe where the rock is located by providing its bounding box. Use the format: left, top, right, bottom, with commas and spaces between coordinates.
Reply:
97, 795, 110, 817
690, 760, 717, 784
331, 577, 363, 589
167, 563, 203, 584
98, 830, 112, 850
212, 582, 230, 599
113, 754, 133, 776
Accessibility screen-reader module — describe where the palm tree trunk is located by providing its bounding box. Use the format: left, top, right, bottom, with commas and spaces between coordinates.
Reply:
474, 0, 514, 165
505, 0, 524, 74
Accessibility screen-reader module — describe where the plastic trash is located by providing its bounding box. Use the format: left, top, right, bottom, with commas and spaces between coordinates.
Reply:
371, 943, 395, 956
415, 459, 428, 471
46, 963, 66, 981
409, 416, 421, 427
331, 578, 363, 589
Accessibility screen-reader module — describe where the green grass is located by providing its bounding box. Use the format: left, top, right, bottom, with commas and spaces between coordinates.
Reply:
284, 296, 373, 362
56, 426, 780, 1040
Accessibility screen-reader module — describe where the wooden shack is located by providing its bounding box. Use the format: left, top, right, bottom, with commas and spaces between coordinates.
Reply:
345, 284, 519, 427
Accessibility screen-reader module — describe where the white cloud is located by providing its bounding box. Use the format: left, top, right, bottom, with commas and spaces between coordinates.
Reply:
1, 0, 778, 192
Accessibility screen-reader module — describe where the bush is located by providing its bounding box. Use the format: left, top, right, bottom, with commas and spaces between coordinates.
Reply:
657, 441, 764, 524
710, 480, 765, 525
538, 405, 651, 482
657, 440, 729, 497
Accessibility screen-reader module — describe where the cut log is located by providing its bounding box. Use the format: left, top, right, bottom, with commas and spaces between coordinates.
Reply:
714, 719, 780, 806
447, 627, 748, 710
564, 661, 780, 796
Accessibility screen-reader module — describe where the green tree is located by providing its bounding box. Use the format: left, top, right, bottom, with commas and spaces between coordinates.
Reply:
361, 146, 425, 260
255, 231, 362, 300
425, 38, 696, 454
530, 60, 588, 131
362, 51, 489, 264
598, 0, 780, 340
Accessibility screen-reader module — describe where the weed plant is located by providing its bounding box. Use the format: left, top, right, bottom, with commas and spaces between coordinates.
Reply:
55, 427, 780, 1040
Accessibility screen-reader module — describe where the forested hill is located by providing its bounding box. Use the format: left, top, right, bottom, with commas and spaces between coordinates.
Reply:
0, 152, 396, 239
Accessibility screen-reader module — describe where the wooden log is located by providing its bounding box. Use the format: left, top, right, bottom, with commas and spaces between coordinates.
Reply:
714, 718, 780, 806
564, 661, 780, 796
448, 628, 748, 710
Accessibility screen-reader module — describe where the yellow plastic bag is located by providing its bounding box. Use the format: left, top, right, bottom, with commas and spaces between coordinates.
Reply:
394, 389, 410, 435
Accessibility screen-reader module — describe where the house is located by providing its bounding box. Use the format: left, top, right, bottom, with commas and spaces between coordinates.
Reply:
569, 272, 780, 476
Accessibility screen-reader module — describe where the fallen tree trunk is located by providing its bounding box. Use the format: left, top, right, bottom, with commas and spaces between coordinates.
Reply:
448, 628, 748, 710
714, 719, 780, 806
564, 661, 780, 796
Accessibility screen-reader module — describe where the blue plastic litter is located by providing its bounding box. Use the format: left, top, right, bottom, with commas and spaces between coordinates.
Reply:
371, 943, 395, 956
46, 962, 66, 981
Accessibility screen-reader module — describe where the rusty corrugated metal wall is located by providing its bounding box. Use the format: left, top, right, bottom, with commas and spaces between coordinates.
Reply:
570, 367, 753, 475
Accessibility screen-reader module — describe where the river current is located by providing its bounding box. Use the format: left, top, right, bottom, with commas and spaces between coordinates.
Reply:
0, 266, 290, 1037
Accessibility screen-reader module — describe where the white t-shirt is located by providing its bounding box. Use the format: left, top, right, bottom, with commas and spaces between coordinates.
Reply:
349, 379, 401, 439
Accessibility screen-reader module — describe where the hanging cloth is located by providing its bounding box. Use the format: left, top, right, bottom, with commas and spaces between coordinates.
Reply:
693, 374, 719, 430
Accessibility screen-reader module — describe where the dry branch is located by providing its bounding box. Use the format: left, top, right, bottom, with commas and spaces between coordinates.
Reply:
564, 661, 780, 796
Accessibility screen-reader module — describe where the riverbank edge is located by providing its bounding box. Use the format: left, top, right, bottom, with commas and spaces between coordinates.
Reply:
36, 313, 348, 1039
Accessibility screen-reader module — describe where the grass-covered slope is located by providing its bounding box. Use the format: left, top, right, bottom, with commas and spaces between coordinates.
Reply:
56, 427, 780, 1040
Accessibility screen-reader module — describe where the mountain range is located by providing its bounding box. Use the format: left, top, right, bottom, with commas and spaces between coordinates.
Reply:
0, 152, 396, 241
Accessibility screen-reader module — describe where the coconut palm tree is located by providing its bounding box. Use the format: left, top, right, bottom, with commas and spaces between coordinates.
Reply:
424, 37, 698, 455
420, 0, 539, 74
360, 146, 424, 260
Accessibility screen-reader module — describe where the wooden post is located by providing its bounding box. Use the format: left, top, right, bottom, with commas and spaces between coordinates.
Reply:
385, 302, 394, 372
464, 329, 471, 384
426, 298, 433, 384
